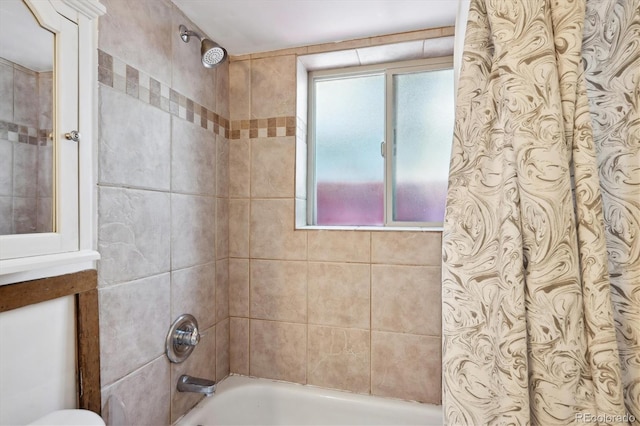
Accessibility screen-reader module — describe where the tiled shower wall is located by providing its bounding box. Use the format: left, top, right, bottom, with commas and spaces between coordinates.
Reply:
0, 58, 53, 234
227, 28, 452, 404
95, 0, 229, 424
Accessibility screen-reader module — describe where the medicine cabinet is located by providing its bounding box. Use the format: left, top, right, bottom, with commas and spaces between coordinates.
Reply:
0, 0, 105, 284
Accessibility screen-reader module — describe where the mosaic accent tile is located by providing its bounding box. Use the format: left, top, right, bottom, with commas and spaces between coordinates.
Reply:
97, 50, 225, 137
0, 120, 51, 146
228, 116, 296, 140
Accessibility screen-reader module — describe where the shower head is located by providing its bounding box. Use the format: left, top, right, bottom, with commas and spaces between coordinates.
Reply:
179, 24, 227, 68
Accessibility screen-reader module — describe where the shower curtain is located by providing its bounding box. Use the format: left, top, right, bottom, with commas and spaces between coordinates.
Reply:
442, 0, 639, 424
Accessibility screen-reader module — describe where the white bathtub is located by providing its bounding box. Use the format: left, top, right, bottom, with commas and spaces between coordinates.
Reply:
176, 375, 442, 426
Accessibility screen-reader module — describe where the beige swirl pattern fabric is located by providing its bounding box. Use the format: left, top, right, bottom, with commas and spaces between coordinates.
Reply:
583, 1, 640, 422
442, 0, 639, 424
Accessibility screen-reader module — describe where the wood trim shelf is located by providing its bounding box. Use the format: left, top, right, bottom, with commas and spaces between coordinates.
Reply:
0, 270, 101, 415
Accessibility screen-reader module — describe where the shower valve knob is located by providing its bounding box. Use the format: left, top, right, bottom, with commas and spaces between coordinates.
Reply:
175, 327, 200, 346
166, 314, 200, 363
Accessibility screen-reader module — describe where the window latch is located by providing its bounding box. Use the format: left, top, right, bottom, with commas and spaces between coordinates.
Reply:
380, 141, 385, 157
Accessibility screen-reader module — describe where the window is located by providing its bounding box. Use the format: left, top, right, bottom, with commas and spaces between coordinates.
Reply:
307, 57, 454, 227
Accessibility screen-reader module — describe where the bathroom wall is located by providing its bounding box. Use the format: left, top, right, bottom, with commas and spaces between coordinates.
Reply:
0, 296, 76, 425
227, 28, 452, 404
0, 58, 53, 235
96, 0, 229, 423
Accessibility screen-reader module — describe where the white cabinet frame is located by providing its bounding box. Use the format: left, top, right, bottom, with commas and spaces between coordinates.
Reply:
0, 0, 105, 284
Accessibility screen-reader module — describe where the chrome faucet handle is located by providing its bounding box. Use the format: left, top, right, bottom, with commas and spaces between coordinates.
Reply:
175, 326, 200, 346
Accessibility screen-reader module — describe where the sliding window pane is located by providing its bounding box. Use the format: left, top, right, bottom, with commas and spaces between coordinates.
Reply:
314, 74, 385, 225
392, 69, 454, 223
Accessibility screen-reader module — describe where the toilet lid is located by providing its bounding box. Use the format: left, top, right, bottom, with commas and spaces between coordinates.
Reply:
29, 409, 105, 426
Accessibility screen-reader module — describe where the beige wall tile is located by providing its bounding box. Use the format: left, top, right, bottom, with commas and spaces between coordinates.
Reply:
250, 199, 307, 260
250, 55, 296, 118
170, 262, 216, 329
250, 320, 306, 384
308, 262, 370, 329
307, 325, 370, 394
229, 60, 251, 121
372, 265, 441, 336
229, 258, 250, 317
215, 259, 229, 323
170, 328, 215, 423
216, 197, 229, 259
216, 135, 229, 198
171, 117, 216, 196
308, 230, 370, 263
250, 260, 307, 323
102, 356, 170, 426
229, 139, 250, 197
99, 0, 172, 85
98, 187, 171, 286
0, 63, 12, 122
371, 331, 441, 404
171, 194, 216, 270
99, 274, 170, 386
99, 87, 171, 191
216, 61, 230, 119
229, 199, 250, 257
230, 317, 249, 375
441, 26, 455, 36
216, 318, 230, 381
251, 137, 295, 198
371, 231, 441, 265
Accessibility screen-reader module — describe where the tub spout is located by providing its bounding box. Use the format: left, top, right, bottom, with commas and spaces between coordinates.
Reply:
177, 375, 216, 396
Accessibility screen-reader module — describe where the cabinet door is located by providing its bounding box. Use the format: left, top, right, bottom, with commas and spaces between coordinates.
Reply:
0, 0, 79, 260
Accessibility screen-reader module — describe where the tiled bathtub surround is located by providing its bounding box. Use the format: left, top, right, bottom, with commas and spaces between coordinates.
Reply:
96, 6, 452, 423
227, 27, 453, 405
96, 0, 229, 424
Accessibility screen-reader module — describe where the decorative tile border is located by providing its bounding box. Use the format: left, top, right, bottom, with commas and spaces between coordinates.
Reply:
0, 120, 52, 146
97, 49, 297, 141
97, 49, 230, 138
229, 117, 296, 140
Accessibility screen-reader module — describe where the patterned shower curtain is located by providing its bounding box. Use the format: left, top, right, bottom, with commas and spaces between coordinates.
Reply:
442, 0, 639, 424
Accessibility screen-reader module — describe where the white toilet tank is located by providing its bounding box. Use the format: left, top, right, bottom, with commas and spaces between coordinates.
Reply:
28, 409, 105, 426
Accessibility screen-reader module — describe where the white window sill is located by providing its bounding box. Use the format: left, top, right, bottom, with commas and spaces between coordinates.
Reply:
0, 250, 100, 286
296, 225, 443, 232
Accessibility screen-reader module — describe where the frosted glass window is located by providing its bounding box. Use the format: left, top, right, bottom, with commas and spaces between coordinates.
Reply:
314, 75, 385, 225
309, 58, 453, 227
392, 69, 454, 222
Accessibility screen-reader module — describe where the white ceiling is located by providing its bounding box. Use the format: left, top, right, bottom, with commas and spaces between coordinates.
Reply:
171, 0, 458, 56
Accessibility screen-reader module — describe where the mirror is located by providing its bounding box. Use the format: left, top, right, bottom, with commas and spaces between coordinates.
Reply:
0, 0, 54, 235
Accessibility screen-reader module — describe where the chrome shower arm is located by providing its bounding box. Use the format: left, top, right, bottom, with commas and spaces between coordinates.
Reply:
179, 24, 203, 43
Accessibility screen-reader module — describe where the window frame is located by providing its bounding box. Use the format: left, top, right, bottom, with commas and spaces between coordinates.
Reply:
307, 56, 454, 228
